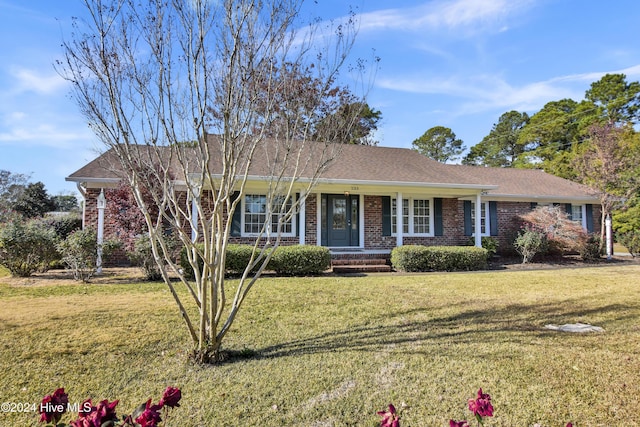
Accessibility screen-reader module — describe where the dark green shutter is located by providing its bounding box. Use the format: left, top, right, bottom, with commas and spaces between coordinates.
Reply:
434, 198, 443, 236
295, 193, 300, 237
231, 191, 242, 237
585, 204, 594, 233
382, 196, 391, 236
321, 195, 328, 246
489, 201, 498, 236
463, 200, 472, 236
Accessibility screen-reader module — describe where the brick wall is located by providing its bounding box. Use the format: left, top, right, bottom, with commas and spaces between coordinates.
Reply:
83, 188, 603, 259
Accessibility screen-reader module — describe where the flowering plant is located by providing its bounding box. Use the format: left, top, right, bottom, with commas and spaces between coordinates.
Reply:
378, 388, 574, 427
38, 386, 181, 427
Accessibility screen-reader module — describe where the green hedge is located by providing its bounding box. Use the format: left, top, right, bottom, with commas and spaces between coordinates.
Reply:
270, 245, 331, 276
180, 244, 330, 277
391, 245, 488, 272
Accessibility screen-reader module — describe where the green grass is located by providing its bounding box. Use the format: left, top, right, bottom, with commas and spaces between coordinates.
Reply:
1, 266, 640, 426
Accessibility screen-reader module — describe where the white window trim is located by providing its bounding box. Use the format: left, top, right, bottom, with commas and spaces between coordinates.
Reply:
471, 201, 491, 237
240, 194, 297, 238
391, 197, 435, 237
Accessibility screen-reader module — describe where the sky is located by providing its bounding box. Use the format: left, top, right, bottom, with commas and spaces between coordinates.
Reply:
1, 0, 640, 196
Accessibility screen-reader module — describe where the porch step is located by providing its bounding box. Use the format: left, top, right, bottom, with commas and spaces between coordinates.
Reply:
331, 258, 392, 274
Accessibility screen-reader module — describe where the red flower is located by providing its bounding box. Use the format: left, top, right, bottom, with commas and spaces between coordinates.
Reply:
39, 388, 68, 424
449, 420, 469, 427
566, 424, 573, 427
377, 403, 400, 427
78, 398, 95, 418
135, 399, 163, 427
468, 388, 493, 419
158, 386, 181, 408
69, 399, 119, 427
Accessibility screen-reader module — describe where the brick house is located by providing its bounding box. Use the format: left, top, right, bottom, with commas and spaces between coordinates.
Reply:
66, 139, 600, 262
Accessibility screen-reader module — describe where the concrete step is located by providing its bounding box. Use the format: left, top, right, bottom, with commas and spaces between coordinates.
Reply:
331, 258, 388, 266
332, 264, 392, 274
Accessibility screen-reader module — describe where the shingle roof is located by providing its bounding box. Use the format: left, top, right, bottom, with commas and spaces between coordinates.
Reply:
66, 138, 597, 202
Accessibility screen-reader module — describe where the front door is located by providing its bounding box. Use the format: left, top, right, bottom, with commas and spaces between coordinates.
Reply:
326, 194, 359, 247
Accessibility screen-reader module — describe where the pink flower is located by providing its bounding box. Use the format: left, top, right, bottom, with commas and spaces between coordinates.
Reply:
566, 424, 573, 427
468, 388, 493, 419
377, 403, 400, 427
39, 388, 68, 424
135, 399, 163, 427
158, 386, 181, 408
449, 421, 470, 427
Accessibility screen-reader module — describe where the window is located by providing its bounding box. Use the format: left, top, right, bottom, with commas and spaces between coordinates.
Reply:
243, 194, 294, 236
392, 197, 433, 235
470, 201, 489, 236
571, 204, 584, 227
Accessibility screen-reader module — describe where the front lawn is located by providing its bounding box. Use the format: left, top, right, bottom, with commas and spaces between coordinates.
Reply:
1, 265, 639, 426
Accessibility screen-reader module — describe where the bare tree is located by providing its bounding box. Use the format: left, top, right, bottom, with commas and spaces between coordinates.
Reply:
573, 123, 640, 252
58, 0, 372, 363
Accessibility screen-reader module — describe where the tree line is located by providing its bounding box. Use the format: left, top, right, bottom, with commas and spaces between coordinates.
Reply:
411, 73, 640, 255
0, 170, 78, 222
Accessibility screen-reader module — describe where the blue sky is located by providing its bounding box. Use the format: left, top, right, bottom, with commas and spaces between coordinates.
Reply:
1, 0, 640, 196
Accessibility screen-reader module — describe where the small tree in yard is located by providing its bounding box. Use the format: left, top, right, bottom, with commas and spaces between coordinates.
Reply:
59, 0, 372, 362
517, 206, 591, 260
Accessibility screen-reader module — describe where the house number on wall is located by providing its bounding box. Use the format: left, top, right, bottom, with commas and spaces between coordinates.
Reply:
351, 186, 359, 191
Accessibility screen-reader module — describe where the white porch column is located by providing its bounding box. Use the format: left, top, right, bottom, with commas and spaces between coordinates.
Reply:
298, 190, 306, 245
396, 192, 403, 247
605, 215, 612, 260
96, 189, 106, 274
190, 186, 201, 242
474, 192, 482, 248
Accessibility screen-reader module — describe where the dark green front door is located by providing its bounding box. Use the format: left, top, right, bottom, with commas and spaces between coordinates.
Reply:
326, 194, 359, 247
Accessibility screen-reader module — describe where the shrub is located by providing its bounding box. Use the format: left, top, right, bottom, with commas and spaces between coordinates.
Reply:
466, 236, 499, 259
616, 230, 640, 257
579, 234, 602, 261
518, 206, 587, 255
390, 245, 430, 272
57, 229, 119, 282
0, 219, 59, 276
514, 226, 548, 263
36, 213, 82, 240
57, 228, 98, 282
129, 233, 179, 280
180, 244, 330, 277
391, 245, 487, 272
270, 245, 331, 275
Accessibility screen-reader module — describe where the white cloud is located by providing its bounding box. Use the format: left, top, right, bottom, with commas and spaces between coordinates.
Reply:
357, 0, 535, 34
10, 67, 67, 95
0, 123, 91, 148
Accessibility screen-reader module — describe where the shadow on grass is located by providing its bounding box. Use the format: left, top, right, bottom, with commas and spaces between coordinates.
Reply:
255, 299, 638, 360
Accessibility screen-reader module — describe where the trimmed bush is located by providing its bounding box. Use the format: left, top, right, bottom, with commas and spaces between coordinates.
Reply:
270, 245, 331, 276
391, 245, 488, 272
0, 220, 59, 277
390, 245, 430, 272
180, 244, 330, 277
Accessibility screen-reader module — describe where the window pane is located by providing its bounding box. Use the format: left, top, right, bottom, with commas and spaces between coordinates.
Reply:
571, 205, 583, 223
413, 199, 430, 234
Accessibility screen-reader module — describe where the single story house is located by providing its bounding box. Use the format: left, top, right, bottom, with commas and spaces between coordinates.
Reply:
66, 138, 601, 264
